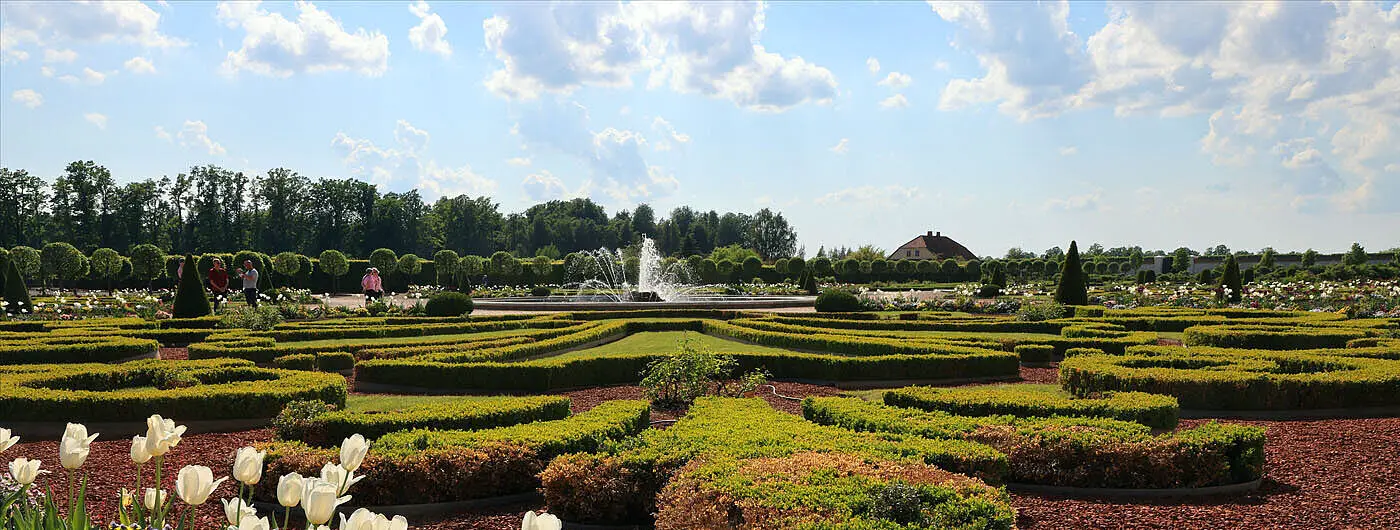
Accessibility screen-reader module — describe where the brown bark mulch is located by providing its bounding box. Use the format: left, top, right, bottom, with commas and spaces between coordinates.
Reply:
158, 347, 188, 360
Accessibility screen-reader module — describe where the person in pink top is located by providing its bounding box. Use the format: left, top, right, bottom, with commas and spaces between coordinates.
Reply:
361, 267, 383, 305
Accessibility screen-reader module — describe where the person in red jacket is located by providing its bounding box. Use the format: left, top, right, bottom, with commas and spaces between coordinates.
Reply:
208, 258, 230, 310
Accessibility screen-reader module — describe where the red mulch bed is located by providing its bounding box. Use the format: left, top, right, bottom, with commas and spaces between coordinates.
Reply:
158, 347, 188, 360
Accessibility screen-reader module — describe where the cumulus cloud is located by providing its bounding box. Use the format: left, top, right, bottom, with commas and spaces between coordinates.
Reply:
84, 112, 107, 129
877, 71, 911, 89
178, 120, 226, 155
650, 116, 690, 151
506, 157, 532, 166
43, 48, 76, 63
815, 185, 923, 206
408, 1, 451, 58
124, 56, 155, 74
484, 1, 837, 112
522, 170, 590, 201
879, 94, 909, 109
332, 119, 496, 198
829, 138, 849, 154
154, 125, 172, 141
866, 57, 880, 74
512, 100, 678, 201
217, 1, 390, 77
81, 66, 107, 84
1044, 191, 1102, 212
0, 1, 183, 51
11, 89, 42, 108
1059, 145, 1077, 156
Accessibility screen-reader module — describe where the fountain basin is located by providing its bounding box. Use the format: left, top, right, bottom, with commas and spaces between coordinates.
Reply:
472, 295, 815, 311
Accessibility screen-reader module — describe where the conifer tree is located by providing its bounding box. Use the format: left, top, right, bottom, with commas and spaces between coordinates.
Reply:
1054, 241, 1088, 306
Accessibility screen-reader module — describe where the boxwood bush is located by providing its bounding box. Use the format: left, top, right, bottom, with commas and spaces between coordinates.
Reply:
1183, 324, 1376, 350
814, 289, 864, 312
1014, 344, 1056, 363
273, 395, 572, 446
883, 385, 1179, 430
425, 291, 474, 317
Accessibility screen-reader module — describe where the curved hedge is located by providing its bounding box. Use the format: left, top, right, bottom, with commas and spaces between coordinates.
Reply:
0, 359, 347, 421
1182, 324, 1377, 350
0, 334, 159, 364
278, 395, 573, 446
883, 385, 1180, 430
1060, 350, 1400, 410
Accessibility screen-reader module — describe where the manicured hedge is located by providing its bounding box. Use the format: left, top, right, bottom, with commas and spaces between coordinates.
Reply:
271, 352, 355, 372
190, 323, 588, 363
804, 396, 1263, 488
703, 320, 1018, 360
1014, 344, 1056, 363
769, 315, 1065, 333
0, 359, 346, 421
0, 334, 158, 364
539, 398, 1007, 525
1183, 324, 1377, 350
279, 395, 572, 446
258, 400, 649, 507
259, 317, 574, 342
883, 385, 1180, 430
655, 452, 1015, 529
1060, 349, 1400, 410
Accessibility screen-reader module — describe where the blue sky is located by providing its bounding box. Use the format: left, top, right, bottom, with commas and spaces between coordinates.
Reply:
2, 1, 1398, 257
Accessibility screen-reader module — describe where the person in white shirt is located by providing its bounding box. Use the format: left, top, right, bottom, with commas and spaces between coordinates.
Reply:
238, 260, 260, 308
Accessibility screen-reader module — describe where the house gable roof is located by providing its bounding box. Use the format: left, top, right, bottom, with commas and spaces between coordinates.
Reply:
888, 232, 977, 260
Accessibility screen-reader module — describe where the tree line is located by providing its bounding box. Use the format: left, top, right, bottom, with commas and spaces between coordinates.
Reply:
0, 162, 800, 260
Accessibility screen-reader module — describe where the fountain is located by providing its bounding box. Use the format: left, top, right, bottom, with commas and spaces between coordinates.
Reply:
471, 237, 814, 310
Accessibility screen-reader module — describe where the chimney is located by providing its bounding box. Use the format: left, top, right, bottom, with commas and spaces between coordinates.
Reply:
935, 231, 941, 237
926, 231, 933, 237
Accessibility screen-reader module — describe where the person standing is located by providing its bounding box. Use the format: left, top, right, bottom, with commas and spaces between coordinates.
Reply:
239, 259, 260, 308
362, 267, 383, 305
208, 258, 230, 310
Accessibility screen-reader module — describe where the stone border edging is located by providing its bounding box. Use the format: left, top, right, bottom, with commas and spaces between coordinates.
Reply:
1180, 404, 1400, 420
1006, 478, 1262, 499
6, 417, 269, 438
253, 492, 541, 520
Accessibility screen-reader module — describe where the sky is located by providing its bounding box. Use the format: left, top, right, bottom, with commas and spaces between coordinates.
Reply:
2, 0, 1398, 257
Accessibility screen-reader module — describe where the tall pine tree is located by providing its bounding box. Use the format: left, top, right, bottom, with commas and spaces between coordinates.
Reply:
1054, 241, 1088, 306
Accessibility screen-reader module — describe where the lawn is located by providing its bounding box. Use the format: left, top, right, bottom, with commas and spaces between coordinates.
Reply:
547, 330, 797, 360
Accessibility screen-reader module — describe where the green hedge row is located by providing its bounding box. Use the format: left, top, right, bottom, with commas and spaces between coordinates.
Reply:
1060, 349, 1400, 410
703, 320, 1018, 360
0, 335, 158, 364
189, 322, 587, 363
271, 352, 355, 372
769, 315, 1066, 333
726, 317, 1155, 355
1182, 324, 1377, 350
0, 359, 347, 421
803, 396, 1264, 489
260, 317, 574, 342
539, 397, 1008, 525
280, 395, 572, 446
883, 385, 1180, 430
1014, 344, 1056, 363
720, 318, 1005, 350
376, 399, 651, 457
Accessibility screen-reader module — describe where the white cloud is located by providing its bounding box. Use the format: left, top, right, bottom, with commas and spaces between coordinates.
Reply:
11, 89, 42, 108
866, 57, 880, 74
81, 66, 107, 84
1059, 145, 1078, 156
332, 120, 496, 198
650, 116, 690, 151
178, 120, 226, 155
933, 59, 950, 71
40, 66, 53, 77
484, 2, 837, 112
408, 1, 452, 58
124, 56, 155, 74
513, 100, 677, 200
0, 1, 183, 49
506, 157, 532, 166
829, 138, 849, 154
1044, 192, 1102, 212
877, 71, 912, 89
216, 1, 390, 77
879, 93, 909, 108
522, 170, 589, 201
815, 185, 923, 206
84, 112, 107, 129
42, 48, 76, 63
154, 125, 172, 141
57, 74, 79, 84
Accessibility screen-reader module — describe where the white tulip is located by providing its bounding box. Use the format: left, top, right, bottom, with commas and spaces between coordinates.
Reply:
144, 415, 186, 457
276, 472, 304, 507
130, 435, 153, 464
174, 465, 227, 506
319, 462, 363, 495
143, 488, 167, 511
59, 423, 98, 470
385, 514, 408, 530
233, 446, 266, 485
339, 434, 370, 472
235, 516, 272, 530
300, 479, 350, 526
8, 457, 44, 485
0, 428, 18, 453
338, 508, 379, 530
522, 511, 562, 530
223, 497, 258, 525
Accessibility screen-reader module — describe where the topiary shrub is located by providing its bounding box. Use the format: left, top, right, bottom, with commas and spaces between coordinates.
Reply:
977, 284, 1003, 298
530, 286, 553, 297
815, 289, 864, 312
1219, 255, 1242, 303
1054, 241, 1089, 306
3, 257, 33, 314
1014, 344, 1056, 363
273, 353, 317, 371
425, 291, 474, 317
316, 352, 356, 372
172, 254, 212, 318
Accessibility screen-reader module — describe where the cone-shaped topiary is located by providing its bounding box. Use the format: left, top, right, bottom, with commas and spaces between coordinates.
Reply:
1054, 241, 1089, 306
800, 269, 818, 295
3, 256, 33, 314
172, 254, 212, 318
1219, 254, 1242, 303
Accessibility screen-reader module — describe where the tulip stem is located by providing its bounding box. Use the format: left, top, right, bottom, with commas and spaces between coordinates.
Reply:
283, 506, 292, 530
133, 462, 144, 525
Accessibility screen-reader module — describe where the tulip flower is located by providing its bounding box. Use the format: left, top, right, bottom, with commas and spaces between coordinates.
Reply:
523, 511, 562, 530
8, 457, 44, 485
300, 479, 351, 526
277, 472, 304, 507
144, 415, 186, 457
338, 508, 379, 530
0, 428, 18, 453
235, 516, 272, 530
175, 465, 227, 505
339, 434, 370, 472
131, 435, 153, 464
144, 488, 168, 511
120, 488, 135, 508
223, 497, 258, 526
319, 462, 363, 495
233, 446, 266, 485
59, 423, 98, 470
